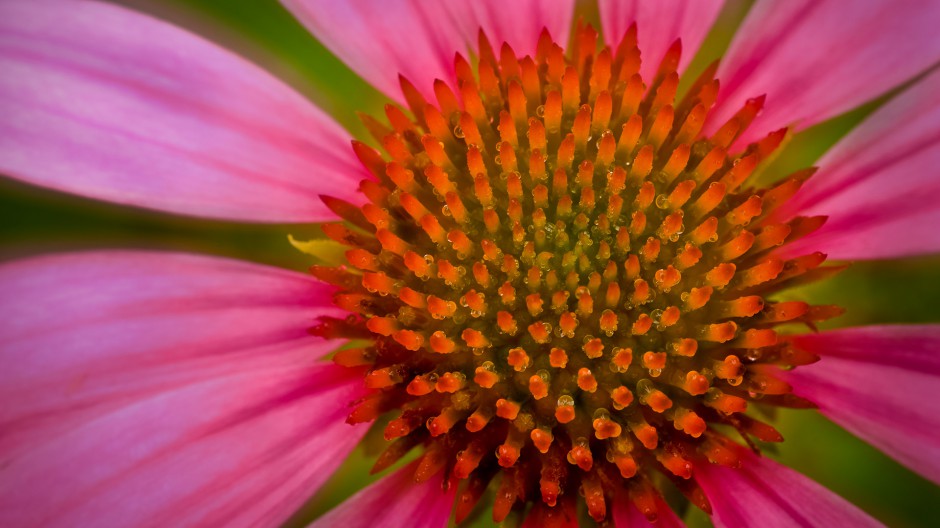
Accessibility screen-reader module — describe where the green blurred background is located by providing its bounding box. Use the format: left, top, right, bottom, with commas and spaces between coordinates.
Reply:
1, 0, 938, 526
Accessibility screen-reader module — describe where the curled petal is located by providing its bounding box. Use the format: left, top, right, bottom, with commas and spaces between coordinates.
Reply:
0, 0, 365, 222
784, 325, 940, 485
0, 251, 363, 527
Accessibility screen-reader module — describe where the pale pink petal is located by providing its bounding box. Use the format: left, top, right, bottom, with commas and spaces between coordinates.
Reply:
0, 0, 366, 223
281, 0, 574, 103
309, 461, 455, 528
695, 449, 883, 528
612, 495, 685, 528
783, 326, 940, 485
776, 69, 940, 260
0, 251, 366, 527
708, 0, 940, 147
598, 0, 724, 82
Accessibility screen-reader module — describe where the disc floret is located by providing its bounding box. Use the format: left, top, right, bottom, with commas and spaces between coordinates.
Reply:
311, 23, 841, 524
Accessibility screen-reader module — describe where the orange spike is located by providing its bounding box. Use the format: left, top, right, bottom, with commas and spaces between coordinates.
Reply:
675, 243, 703, 270
429, 330, 456, 353
675, 338, 699, 357
659, 306, 681, 327
520, 56, 541, 102
406, 375, 435, 396
632, 314, 653, 335
507, 347, 531, 372
734, 329, 779, 349
531, 428, 554, 454
720, 296, 765, 318
462, 328, 490, 348
693, 146, 726, 181
421, 134, 451, 167
593, 91, 613, 133
556, 396, 576, 423
630, 145, 654, 180
544, 90, 563, 133
599, 310, 619, 335
683, 371, 709, 396
654, 265, 681, 291
550, 348, 568, 369
443, 191, 468, 223
674, 103, 707, 145
719, 231, 755, 260
631, 422, 659, 450
722, 154, 759, 191
436, 371, 466, 393
496, 399, 521, 420
685, 286, 713, 310
583, 338, 605, 359
593, 417, 623, 440
611, 386, 634, 410
620, 74, 644, 118
663, 144, 691, 182
667, 180, 696, 209
738, 258, 785, 288
529, 373, 550, 400
702, 322, 738, 343
392, 329, 424, 351
689, 216, 719, 245
705, 263, 736, 288
528, 322, 552, 343
640, 388, 672, 413
648, 105, 674, 149
466, 406, 493, 431
365, 366, 402, 389
567, 442, 593, 471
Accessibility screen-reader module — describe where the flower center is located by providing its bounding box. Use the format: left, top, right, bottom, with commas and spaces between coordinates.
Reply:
310, 24, 842, 524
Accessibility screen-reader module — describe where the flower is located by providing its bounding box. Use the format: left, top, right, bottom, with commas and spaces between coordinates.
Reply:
1, 0, 939, 526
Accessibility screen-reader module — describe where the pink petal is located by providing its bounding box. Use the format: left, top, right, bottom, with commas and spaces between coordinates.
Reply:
612, 494, 685, 528
0, 0, 366, 223
783, 325, 940, 485
707, 0, 940, 147
598, 0, 724, 82
776, 69, 940, 260
0, 251, 366, 527
281, 0, 574, 103
695, 449, 883, 528
309, 461, 455, 528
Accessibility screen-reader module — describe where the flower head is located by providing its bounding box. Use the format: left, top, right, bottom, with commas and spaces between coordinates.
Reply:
312, 24, 845, 523
1, 0, 939, 527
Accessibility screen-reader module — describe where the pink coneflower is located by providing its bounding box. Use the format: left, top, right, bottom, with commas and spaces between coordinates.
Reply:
1, 0, 939, 526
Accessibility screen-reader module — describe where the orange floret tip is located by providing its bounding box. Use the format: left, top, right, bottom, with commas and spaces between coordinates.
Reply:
311, 22, 843, 524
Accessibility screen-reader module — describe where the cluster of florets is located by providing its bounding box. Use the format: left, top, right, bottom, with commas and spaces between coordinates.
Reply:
310, 23, 840, 525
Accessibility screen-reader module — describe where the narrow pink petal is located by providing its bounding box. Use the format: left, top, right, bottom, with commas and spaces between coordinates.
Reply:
309, 461, 455, 528
598, 0, 724, 82
783, 326, 940, 485
612, 494, 685, 528
695, 449, 883, 528
457, 1, 575, 61
0, 0, 366, 223
0, 251, 366, 527
707, 0, 940, 147
777, 69, 940, 260
281, 0, 574, 103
